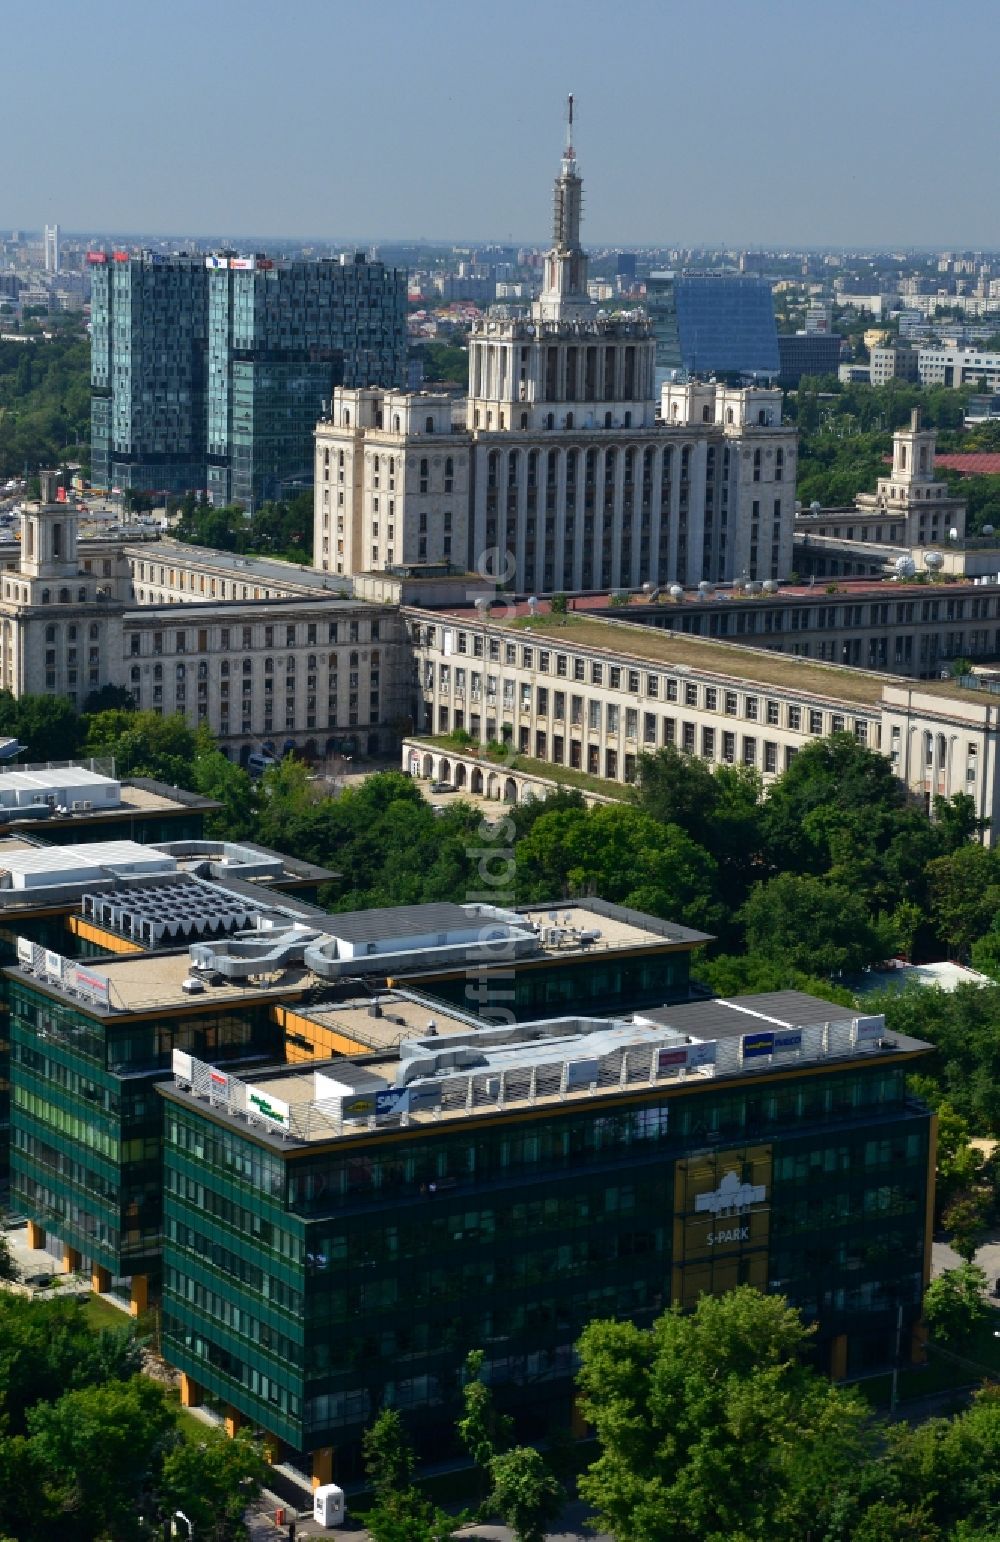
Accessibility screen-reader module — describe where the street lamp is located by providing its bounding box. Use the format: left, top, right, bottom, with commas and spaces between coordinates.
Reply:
174, 1513, 193, 1539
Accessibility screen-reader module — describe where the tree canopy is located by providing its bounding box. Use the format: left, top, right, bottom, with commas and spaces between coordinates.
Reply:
576, 1287, 872, 1542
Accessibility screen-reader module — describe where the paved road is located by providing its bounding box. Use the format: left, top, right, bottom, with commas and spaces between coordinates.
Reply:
932, 1229, 1000, 1294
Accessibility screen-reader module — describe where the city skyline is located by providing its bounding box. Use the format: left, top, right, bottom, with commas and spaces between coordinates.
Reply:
5, 0, 999, 249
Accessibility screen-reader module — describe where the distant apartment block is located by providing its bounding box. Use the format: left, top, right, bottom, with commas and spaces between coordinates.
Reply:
918, 345, 1000, 391
869, 344, 919, 386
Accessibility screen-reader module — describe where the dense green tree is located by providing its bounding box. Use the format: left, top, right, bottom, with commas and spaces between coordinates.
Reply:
488, 1446, 564, 1542
0, 690, 83, 761
923, 1264, 990, 1343
876, 983, 1000, 1134
0, 327, 90, 476
0, 1294, 140, 1438
865, 1386, 1000, 1539
457, 1349, 513, 1506
361, 1409, 462, 1542
25, 1375, 175, 1542
0, 1229, 19, 1282
694, 950, 857, 1005
189, 725, 257, 840
158, 1427, 266, 1541
362, 1408, 416, 1504
941, 1191, 992, 1263
84, 707, 198, 784
576, 1288, 872, 1542
741, 872, 892, 977
513, 802, 722, 931
927, 843, 1000, 956
761, 732, 906, 876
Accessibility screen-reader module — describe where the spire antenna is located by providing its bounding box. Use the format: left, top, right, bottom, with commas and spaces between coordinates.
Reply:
565, 93, 574, 156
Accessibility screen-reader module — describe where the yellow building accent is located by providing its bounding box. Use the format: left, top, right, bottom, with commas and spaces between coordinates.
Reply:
829, 1334, 848, 1380
129, 1274, 148, 1317
224, 1408, 244, 1438
26, 1219, 45, 1250
275, 1006, 369, 1063
61, 1243, 81, 1274
66, 915, 144, 954
670, 1145, 772, 1309
312, 1447, 334, 1489
91, 1264, 111, 1294
179, 1374, 202, 1409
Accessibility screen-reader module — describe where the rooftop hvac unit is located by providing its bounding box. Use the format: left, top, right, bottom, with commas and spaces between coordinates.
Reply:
72, 800, 93, 812
181, 977, 205, 995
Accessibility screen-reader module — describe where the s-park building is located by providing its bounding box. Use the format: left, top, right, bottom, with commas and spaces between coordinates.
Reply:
158, 991, 934, 1485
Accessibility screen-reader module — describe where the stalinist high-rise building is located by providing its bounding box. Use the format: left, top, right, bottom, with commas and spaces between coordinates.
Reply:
315, 101, 796, 593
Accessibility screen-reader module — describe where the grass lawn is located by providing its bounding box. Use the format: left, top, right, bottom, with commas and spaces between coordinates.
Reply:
81, 1292, 132, 1333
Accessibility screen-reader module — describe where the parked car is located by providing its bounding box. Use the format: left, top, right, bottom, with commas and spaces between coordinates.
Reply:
429, 780, 454, 794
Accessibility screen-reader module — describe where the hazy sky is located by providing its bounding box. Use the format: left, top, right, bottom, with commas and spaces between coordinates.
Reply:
8, 0, 998, 249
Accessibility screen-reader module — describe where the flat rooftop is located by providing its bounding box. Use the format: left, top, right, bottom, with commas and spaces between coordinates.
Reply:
161, 989, 932, 1149
126, 540, 353, 598
23, 945, 314, 1015
503, 614, 890, 706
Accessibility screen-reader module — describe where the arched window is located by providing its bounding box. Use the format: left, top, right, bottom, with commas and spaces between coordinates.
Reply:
919, 445, 928, 472
900, 445, 907, 470
520, 412, 527, 428
758, 409, 767, 425
59, 587, 70, 603
264, 657, 274, 674
45, 625, 55, 643
243, 659, 252, 675
604, 411, 612, 428
175, 663, 185, 679
350, 651, 359, 666
343, 410, 351, 426
547, 412, 555, 429
726, 407, 734, 424
702, 405, 711, 422
89, 623, 99, 640
425, 416, 434, 433
393, 415, 400, 432
78, 587, 86, 602
220, 661, 229, 676
130, 666, 140, 683
566, 412, 574, 429
41, 589, 49, 605
154, 664, 163, 681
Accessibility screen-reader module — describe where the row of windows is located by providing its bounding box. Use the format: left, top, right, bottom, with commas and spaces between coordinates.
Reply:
127, 619, 379, 655
424, 660, 873, 742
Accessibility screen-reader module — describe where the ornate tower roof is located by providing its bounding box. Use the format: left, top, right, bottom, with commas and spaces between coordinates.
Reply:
533, 96, 594, 324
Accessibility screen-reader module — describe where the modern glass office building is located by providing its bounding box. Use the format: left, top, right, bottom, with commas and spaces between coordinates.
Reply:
89, 252, 406, 506
647, 272, 780, 385
158, 992, 934, 1482
8, 949, 284, 1310
89, 252, 210, 497
205, 256, 407, 511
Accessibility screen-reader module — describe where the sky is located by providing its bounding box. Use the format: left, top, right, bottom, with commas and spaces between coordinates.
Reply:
7, 0, 999, 250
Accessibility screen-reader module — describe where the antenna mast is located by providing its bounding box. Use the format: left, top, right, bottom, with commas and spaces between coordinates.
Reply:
565, 93, 574, 157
